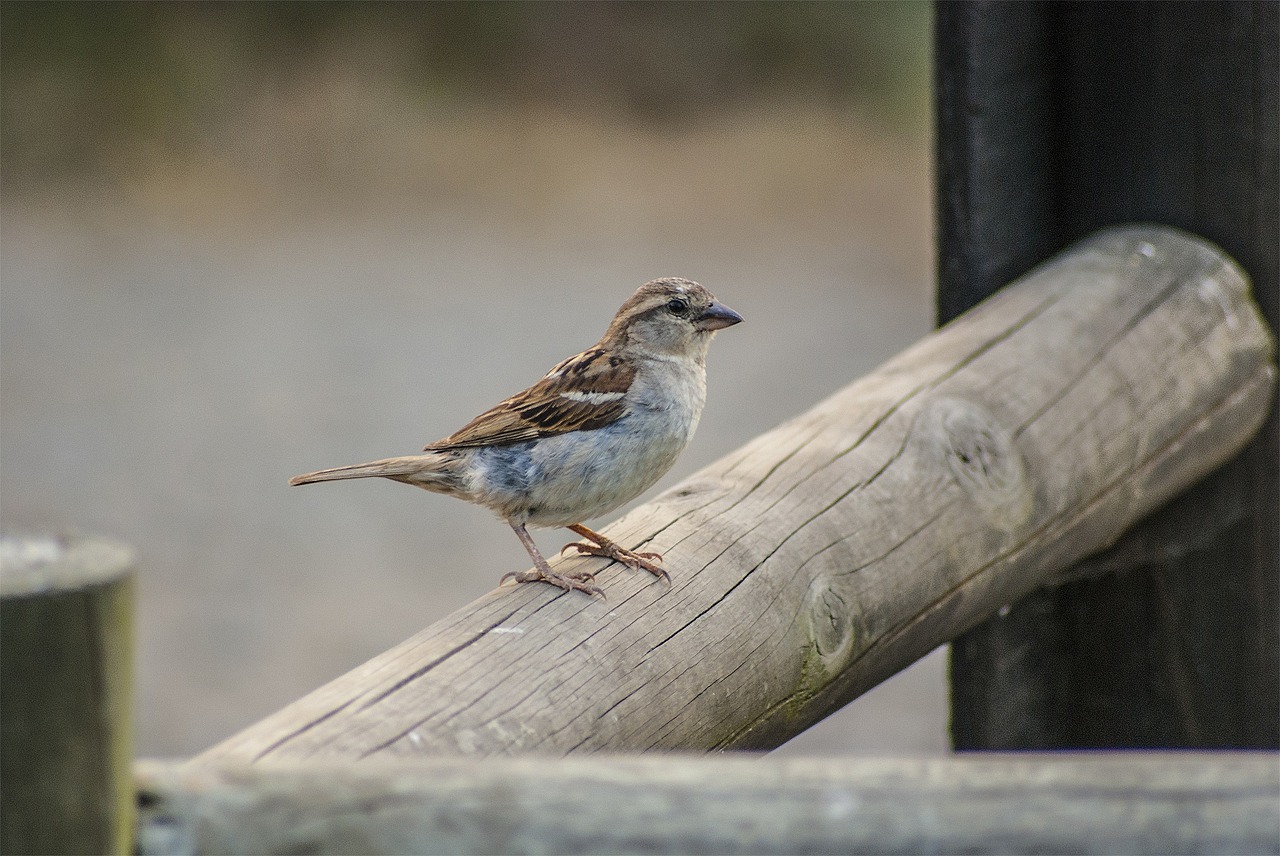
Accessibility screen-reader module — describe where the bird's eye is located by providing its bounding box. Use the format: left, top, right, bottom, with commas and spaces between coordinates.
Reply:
666, 298, 689, 315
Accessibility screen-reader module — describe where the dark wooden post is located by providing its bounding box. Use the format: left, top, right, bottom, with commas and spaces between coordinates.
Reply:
936, 1, 1279, 748
0, 535, 137, 855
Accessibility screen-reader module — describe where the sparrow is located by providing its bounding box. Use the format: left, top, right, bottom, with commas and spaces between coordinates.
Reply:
289, 277, 743, 597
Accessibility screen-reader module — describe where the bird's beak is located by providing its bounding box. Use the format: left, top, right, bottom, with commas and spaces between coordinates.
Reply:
694, 300, 744, 332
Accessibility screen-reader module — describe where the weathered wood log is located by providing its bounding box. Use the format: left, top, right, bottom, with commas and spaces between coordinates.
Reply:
137, 754, 1280, 855
198, 224, 1276, 763
1, 534, 137, 856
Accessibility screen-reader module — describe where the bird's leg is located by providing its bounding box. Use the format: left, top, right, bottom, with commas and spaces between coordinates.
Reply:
500, 521, 605, 598
561, 523, 669, 583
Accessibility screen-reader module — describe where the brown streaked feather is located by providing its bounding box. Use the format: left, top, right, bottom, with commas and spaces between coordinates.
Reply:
424, 348, 636, 451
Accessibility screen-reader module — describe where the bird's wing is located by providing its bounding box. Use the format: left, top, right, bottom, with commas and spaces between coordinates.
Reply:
424, 348, 636, 450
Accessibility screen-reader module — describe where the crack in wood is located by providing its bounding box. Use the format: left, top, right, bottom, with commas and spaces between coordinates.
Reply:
251, 698, 356, 762
353, 604, 527, 715
826, 505, 955, 580
1012, 265, 1202, 440
646, 564, 759, 653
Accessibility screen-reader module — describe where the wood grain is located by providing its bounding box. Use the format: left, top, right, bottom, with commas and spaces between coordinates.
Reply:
198, 225, 1276, 762
138, 754, 1280, 855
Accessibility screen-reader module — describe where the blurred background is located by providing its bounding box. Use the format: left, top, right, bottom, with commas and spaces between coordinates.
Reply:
1, 1, 943, 757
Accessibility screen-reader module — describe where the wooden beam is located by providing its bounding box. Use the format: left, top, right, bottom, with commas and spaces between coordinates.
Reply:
137, 754, 1280, 855
196, 225, 1275, 763
1, 534, 137, 856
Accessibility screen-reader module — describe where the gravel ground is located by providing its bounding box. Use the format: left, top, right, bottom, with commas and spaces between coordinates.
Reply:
1, 103, 946, 757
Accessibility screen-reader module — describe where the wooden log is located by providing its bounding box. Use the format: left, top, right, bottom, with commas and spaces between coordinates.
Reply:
136, 754, 1280, 855
197, 224, 1276, 763
1, 534, 137, 856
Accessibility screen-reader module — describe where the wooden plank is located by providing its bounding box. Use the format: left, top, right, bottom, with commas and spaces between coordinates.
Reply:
938, 0, 1280, 750
136, 754, 1280, 855
1, 534, 137, 856
195, 225, 1275, 762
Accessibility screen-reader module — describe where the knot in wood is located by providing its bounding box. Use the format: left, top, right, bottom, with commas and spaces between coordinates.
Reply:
670, 482, 712, 499
805, 577, 855, 666
925, 398, 1031, 526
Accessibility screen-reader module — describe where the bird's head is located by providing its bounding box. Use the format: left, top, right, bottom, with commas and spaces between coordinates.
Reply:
604, 277, 743, 360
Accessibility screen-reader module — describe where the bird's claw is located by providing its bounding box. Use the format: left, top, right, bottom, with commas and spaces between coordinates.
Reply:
499, 568, 604, 599
560, 540, 670, 583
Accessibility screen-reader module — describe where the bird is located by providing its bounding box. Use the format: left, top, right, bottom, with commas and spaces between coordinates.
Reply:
289, 277, 743, 597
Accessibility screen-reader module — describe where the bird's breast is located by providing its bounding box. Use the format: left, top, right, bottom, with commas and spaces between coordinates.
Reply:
467, 362, 707, 527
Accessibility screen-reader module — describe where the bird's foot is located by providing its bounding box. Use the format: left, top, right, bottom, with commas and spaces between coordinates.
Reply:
499, 567, 605, 599
561, 528, 669, 583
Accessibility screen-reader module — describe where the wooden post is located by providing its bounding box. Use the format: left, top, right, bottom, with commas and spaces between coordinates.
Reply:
937, 1, 1279, 749
136, 754, 1280, 855
194, 225, 1275, 763
0, 534, 137, 855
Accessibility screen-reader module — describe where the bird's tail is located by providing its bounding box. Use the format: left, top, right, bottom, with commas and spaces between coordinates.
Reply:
289, 453, 453, 487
